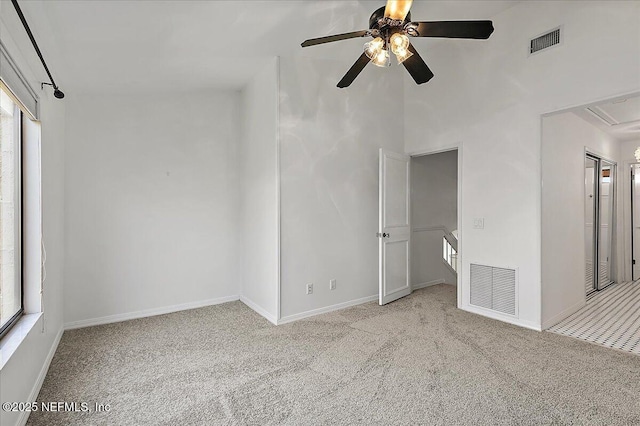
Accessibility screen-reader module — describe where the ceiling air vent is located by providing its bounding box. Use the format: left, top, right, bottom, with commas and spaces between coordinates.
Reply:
529, 27, 562, 55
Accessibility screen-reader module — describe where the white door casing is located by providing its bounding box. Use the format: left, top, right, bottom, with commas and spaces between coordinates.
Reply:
585, 156, 597, 294
379, 149, 411, 305
633, 164, 640, 280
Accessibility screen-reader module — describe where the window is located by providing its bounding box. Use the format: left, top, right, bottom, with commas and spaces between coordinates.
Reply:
0, 86, 22, 338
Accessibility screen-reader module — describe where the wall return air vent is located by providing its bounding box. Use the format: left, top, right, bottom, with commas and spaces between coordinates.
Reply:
529, 27, 562, 55
470, 264, 517, 316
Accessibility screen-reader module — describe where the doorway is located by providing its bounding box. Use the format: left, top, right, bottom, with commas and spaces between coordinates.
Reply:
378, 148, 459, 305
410, 151, 458, 290
632, 164, 640, 280
585, 153, 616, 295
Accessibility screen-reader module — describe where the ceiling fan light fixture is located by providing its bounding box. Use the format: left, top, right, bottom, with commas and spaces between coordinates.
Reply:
372, 48, 391, 67
364, 37, 385, 60
394, 48, 413, 64
390, 33, 410, 55
300, 2, 494, 88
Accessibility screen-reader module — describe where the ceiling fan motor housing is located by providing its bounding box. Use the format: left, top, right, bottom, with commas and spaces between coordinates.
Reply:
369, 6, 411, 29
369, 6, 412, 43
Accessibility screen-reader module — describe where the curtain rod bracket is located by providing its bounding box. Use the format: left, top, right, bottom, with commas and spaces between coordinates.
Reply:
40, 82, 65, 99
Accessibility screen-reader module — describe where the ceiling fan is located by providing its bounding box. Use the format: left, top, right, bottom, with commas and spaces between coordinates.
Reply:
301, 0, 494, 88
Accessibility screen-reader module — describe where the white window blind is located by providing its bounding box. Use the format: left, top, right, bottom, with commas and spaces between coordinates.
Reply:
0, 41, 38, 120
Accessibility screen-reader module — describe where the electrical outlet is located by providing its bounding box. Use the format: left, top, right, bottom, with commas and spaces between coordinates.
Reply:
329, 279, 336, 290
306, 283, 313, 295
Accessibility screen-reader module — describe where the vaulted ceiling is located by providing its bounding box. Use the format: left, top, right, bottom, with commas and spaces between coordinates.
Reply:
4, 1, 519, 94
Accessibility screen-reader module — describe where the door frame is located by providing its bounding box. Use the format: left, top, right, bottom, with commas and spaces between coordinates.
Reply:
585, 153, 599, 295
626, 161, 640, 281
406, 144, 462, 308
585, 148, 618, 292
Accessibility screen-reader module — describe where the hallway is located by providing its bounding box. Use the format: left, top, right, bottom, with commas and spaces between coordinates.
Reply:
549, 281, 640, 355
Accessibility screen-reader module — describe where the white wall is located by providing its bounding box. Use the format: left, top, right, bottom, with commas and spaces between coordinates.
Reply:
411, 151, 458, 287
239, 58, 279, 323
621, 138, 640, 281
0, 8, 66, 426
63, 91, 241, 327
404, 1, 640, 330
541, 112, 622, 328
278, 56, 405, 320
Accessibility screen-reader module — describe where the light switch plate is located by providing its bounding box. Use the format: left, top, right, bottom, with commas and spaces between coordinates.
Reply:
329, 279, 336, 290
473, 218, 485, 229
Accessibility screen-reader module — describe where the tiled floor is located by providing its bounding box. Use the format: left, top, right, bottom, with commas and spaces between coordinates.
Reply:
548, 281, 640, 355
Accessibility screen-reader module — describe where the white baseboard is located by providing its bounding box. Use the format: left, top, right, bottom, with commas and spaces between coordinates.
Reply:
240, 296, 277, 325
278, 294, 378, 325
412, 279, 455, 290
64, 295, 240, 330
461, 304, 542, 332
18, 327, 63, 426
541, 299, 586, 330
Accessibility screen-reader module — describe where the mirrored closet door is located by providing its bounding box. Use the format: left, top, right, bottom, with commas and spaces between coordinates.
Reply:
585, 153, 616, 295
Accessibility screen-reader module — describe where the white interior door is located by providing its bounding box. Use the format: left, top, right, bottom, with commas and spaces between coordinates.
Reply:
379, 149, 411, 305
633, 164, 640, 280
598, 163, 614, 289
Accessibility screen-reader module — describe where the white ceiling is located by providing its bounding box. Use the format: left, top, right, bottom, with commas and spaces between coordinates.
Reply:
573, 94, 640, 142
11, 0, 519, 94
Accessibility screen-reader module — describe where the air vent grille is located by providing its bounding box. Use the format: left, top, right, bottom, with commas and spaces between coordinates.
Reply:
470, 264, 517, 316
530, 27, 561, 55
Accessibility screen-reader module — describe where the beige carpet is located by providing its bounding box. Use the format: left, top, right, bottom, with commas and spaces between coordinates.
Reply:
28, 285, 640, 425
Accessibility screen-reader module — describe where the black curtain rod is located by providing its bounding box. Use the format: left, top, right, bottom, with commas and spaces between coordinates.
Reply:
11, 0, 64, 99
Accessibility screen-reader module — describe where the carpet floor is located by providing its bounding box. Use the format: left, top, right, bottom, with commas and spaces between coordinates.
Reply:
28, 285, 640, 425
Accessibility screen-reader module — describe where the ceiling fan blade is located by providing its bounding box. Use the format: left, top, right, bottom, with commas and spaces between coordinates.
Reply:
402, 44, 434, 85
337, 53, 371, 88
413, 21, 494, 39
301, 30, 369, 47
384, 0, 413, 21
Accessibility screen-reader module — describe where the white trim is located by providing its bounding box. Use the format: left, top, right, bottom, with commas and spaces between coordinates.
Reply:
461, 305, 542, 332
240, 295, 277, 325
63, 295, 240, 330
412, 225, 447, 233
585, 147, 617, 167
624, 161, 639, 282
17, 326, 63, 426
278, 294, 378, 325
541, 298, 586, 330
275, 56, 282, 323
412, 279, 446, 290
540, 90, 640, 118
0, 313, 42, 370
442, 257, 458, 276
406, 145, 459, 158
457, 144, 463, 311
